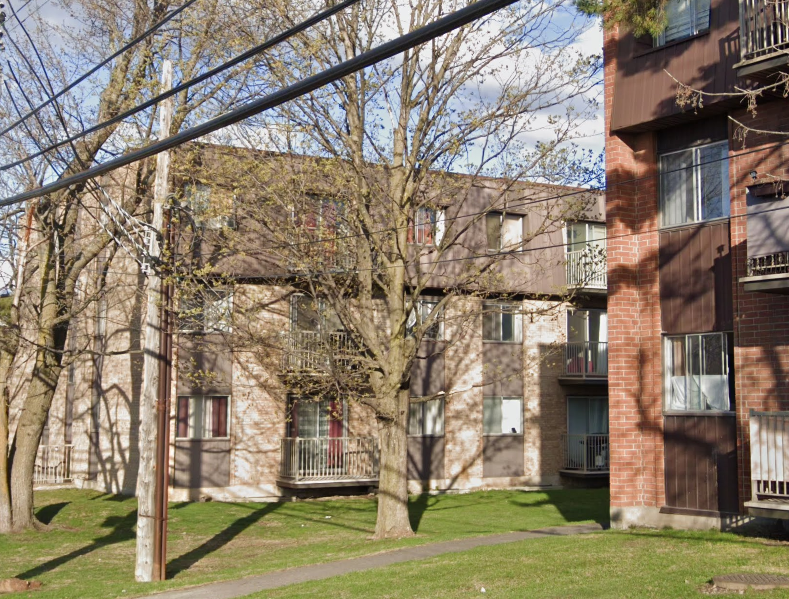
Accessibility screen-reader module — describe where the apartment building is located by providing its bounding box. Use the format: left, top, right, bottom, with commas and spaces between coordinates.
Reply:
605, 0, 789, 528
32, 148, 607, 501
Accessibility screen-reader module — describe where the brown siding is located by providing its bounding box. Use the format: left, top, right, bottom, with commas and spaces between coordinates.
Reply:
173, 439, 231, 488
659, 221, 733, 334
664, 414, 738, 513
482, 435, 524, 477
177, 334, 233, 395
611, 0, 741, 132
407, 436, 445, 480
482, 343, 523, 396
410, 341, 445, 397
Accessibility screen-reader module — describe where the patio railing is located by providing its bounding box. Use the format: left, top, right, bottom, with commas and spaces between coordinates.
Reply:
34, 444, 74, 485
281, 330, 355, 372
279, 437, 379, 483
739, 0, 789, 62
561, 434, 609, 472
749, 411, 789, 501
566, 247, 607, 289
564, 341, 608, 378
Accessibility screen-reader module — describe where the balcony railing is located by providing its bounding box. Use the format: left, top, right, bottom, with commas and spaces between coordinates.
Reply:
747, 251, 789, 276
34, 445, 74, 485
739, 0, 789, 63
748, 411, 789, 502
566, 248, 607, 289
563, 342, 608, 378
561, 434, 609, 473
281, 330, 355, 372
279, 437, 379, 483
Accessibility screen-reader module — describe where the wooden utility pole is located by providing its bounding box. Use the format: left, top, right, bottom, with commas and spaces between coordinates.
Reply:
135, 60, 173, 583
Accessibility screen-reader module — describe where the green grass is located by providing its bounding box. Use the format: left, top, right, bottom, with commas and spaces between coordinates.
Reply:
0, 487, 608, 599
254, 528, 789, 599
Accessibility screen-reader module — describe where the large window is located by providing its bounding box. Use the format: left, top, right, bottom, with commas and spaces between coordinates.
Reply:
483, 397, 523, 435
486, 212, 523, 252
178, 288, 233, 333
407, 298, 443, 340
654, 0, 710, 46
176, 396, 230, 439
664, 332, 734, 411
287, 397, 346, 438
659, 141, 729, 228
409, 207, 445, 246
483, 302, 522, 343
408, 398, 445, 436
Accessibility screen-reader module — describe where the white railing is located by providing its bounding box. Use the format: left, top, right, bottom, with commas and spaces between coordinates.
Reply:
564, 342, 608, 377
279, 437, 379, 482
749, 411, 789, 501
281, 330, 354, 372
740, 0, 789, 62
566, 247, 607, 289
747, 251, 789, 276
561, 434, 609, 472
34, 445, 74, 485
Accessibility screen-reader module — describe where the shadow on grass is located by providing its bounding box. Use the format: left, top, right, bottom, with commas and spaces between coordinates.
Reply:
17, 509, 138, 580
167, 502, 282, 579
35, 502, 70, 525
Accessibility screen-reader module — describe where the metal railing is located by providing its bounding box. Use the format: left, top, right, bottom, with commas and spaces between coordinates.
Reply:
279, 437, 379, 482
566, 247, 607, 289
561, 434, 609, 472
749, 411, 789, 501
739, 0, 789, 62
747, 250, 789, 276
281, 330, 355, 372
564, 342, 608, 377
34, 445, 74, 485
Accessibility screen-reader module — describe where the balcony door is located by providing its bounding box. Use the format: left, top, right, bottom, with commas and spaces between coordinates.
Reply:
567, 310, 608, 376
288, 398, 347, 474
567, 396, 609, 471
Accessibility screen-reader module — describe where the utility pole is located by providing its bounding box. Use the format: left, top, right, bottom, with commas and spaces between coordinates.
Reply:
136, 60, 173, 583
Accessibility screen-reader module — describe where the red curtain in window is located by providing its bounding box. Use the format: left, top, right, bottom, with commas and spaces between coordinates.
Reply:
211, 397, 228, 437
177, 397, 189, 438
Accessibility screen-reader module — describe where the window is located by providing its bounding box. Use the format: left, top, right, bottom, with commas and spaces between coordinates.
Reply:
287, 397, 346, 438
291, 294, 342, 333
292, 197, 349, 269
407, 298, 443, 340
176, 396, 229, 439
654, 0, 710, 45
483, 302, 522, 343
486, 212, 523, 252
483, 397, 523, 435
184, 183, 235, 229
659, 141, 729, 228
664, 332, 734, 411
178, 288, 233, 333
409, 207, 445, 246
408, 398, 444, 436
566, 309, 608, 375
565, 222, 606, 287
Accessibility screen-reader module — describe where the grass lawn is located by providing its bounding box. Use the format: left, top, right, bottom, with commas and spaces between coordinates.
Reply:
0, 487, 607, 599
255, 528, 789, 599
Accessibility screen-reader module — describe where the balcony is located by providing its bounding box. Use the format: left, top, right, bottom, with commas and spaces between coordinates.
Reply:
281, 330, 355, 373
740, 184, 789, 294
34, 445, 74, 486
561, 342, 608, 383
566, 248, 607, 290
277, 437, 379, 488
737, 0, 789, 76
560, 434, 609, 476
745, 411, 789, 519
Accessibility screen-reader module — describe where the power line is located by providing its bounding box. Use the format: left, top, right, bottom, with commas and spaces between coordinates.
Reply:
0, 0, 363, 173
0, 0, 525, 206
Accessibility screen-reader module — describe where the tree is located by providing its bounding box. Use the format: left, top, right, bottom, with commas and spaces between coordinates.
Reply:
0, 0, 270, 532
176, 0, 601, 539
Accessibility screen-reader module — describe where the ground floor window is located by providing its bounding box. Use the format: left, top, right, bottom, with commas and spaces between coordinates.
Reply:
483, 397, 523, 435
408, 398, 445, 436
287, 397, 346, 438
176, 396, 229, 439
664, 332, 734, 412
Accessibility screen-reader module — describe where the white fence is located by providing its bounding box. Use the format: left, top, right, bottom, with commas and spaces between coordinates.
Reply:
749, 411, 789, 501
566, 248, 607, 289
279, 437, 379, 482
34, 445, 74, 485
281, 330, 355, 372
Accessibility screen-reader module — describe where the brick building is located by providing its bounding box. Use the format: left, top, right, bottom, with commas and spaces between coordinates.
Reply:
31, 149, 608, 501
605, 0, 789, 528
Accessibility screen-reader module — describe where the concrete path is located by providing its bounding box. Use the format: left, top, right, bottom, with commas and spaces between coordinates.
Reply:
138, 522, 606, 599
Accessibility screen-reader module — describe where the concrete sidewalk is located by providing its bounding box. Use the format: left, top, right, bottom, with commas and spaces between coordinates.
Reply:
137, 522, 606, 599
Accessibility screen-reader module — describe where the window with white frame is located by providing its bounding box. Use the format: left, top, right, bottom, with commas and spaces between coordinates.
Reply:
654, 0, 710, 46
409, 207, 445, 246
407, 298, 443, 340
659, 141, 729, 228
178, 288, 233, 333
408, 398, 445, 436
184, 183, 235, 229
483, 397, 523, 435
483, 302, 522, 343
664, 332, 734, 412
486, 212, 523, 252
176, 396, 230, 439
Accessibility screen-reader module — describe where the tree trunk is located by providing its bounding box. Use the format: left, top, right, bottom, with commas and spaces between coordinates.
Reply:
0, 365, 11, 533
374, 388, 414, 539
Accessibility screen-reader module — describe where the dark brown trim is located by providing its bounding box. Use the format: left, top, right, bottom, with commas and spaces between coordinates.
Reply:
633, 30, 710, 58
